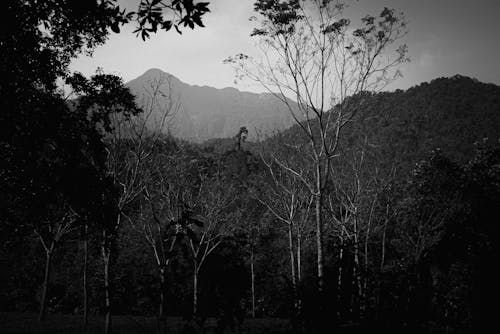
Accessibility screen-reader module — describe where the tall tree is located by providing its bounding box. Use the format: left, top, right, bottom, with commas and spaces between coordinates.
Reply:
253, 142, 313, 319
188, 174, 236, 317
67, 71, 143, 334
225, 1, 408, 315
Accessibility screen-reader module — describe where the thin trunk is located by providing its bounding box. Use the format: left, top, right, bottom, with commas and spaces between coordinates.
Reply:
314, 184, 326, 332
288, 223, 298, 314
288, 223, 297, 290
38, 250, 52, 322
296, 228, 302, 316
193, 262, 198, 316
83, 225, 88, 327
250, 246, 256, 319
315, 186, 324, 293
296, 228, 302, 284
362, 200, 375, 316
380, 204, 389, 272
353, 216, 361, 317
337, 230, 344, 318
377, 204, 390, 321
159, 267, 166, 319
102, 237, 111, 334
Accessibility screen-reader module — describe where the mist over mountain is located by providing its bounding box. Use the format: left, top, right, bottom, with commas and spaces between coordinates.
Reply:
126, 68, 298, 142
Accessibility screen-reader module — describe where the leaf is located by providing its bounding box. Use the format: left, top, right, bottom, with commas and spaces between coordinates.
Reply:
162, 20, 173, 31
192, 16, 204, 27
111, 22, 120, 34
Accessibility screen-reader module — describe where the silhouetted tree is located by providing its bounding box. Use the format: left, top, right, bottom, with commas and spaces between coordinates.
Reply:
226, 4, 408, 321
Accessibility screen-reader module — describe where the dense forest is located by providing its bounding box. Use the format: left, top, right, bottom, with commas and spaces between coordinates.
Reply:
2, 74, 499, 333
1, 1, 499, 334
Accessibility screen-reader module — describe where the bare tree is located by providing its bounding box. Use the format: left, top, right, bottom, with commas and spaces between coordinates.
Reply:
122, 72, 182, 326
187, 174, 236, 317
253, 140, 313, 316
225, 0, 408, 304
99, 73, 181, 333
34, 204, 77, 321
134, 72, 180, 138
102, 138, 146, 334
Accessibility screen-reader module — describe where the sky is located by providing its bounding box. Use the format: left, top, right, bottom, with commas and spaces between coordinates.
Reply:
70, 0, 500, 92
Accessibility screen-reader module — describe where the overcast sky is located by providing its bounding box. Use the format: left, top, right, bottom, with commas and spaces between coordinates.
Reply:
70, 0, 500, 92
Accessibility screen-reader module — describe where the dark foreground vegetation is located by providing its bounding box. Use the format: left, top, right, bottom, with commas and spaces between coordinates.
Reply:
1, 1, 499, 333
0, 313, 291, 334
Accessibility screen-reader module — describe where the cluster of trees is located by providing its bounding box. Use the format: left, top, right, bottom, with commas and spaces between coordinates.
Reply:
1, 1, 498, 334
1, 1, 210, 333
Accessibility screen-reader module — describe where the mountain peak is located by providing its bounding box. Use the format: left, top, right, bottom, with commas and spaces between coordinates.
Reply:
125, 70, 297, 142
129, 68, 184, 88
143, 68, 166, 76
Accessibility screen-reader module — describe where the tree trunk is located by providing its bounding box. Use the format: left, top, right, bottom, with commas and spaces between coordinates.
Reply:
288, 223, 298, 314
380, 204, 389, 272
193, 263, 198, 316
250, 246, 256, 319
377, 205, 390, 320
38, 250, 52, 322
314, 162, 327, 331
353, 216, 361, 318
296, 228, 302, 316
288, 223, 297, 290
362, 200, 375, 316
102, 240, 112, 334
296, 229, 302, 284
337, 230, 344, 318
315, 185, 324, 294
83, 224, 88, 327
159, 267, 166, 319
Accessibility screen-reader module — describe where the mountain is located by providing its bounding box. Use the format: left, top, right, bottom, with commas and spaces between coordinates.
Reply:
127, 70, 500, 172
126, 68, 298, 142
352, 75, 500, 167
265, 75, 500, 176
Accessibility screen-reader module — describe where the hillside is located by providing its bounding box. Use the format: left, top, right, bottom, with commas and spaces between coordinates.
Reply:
126, 69, 298, 142
127, 71, 500, 175
270, 75, 500, 176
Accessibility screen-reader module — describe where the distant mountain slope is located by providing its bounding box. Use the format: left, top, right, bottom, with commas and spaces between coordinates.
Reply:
357, 75, 500, 166
269, 75, 500, 175
126, 68, 298, 142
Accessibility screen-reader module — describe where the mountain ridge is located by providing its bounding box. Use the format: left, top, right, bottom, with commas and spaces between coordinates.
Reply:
126, 69, 500, 163
126, 68, 298, 142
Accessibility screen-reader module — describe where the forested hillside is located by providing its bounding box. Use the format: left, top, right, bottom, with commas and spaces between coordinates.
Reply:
2, 73, 498, 333
274, 75, 500, 177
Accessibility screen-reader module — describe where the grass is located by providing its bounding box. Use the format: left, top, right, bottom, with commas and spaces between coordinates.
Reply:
0, 312, 292, 334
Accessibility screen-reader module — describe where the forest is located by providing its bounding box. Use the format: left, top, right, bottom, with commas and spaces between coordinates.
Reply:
1, 1, 499, 334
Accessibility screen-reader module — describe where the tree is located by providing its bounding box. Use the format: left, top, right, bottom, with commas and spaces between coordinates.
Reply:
33, 204, 77, 321
389, 142, 499, 331
252, 138, 313, 320
67, 70, 144, 334
1, 1, 209, 329
2, 0, 211, 235
132, 0, 210, 39
225, 1, 408, 316
133, 141, 204, 323
187, 174, 236, 317
122, 73, 183, 325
